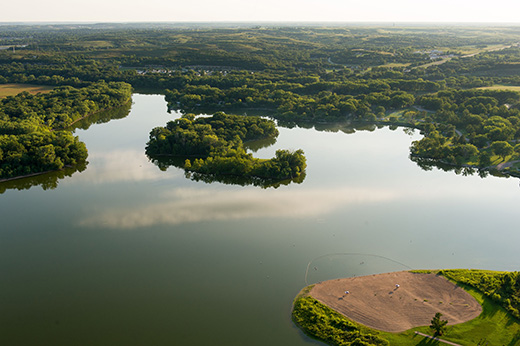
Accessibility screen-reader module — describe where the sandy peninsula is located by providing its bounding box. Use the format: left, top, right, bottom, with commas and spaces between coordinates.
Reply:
309, 271, 482, 333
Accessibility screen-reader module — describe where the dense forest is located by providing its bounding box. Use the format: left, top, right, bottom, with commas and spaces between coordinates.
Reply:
146, 112, 306, 181
2, 24, 520, 180
0, 81, 131, 179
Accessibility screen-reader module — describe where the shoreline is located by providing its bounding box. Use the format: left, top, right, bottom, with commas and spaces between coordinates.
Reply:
299, 270, 482, 333
0, 165, 75, 183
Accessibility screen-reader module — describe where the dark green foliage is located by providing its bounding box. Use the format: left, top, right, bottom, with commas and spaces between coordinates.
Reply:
0, 81, 132, 179
146, 112, 306, 181
429, 312, 448, 336
146, 112, 277, 157
164, 78, 418, 121
440, 269, 520, 319
411, 87, 520, 170
292, 295, 389, 346
0, 131, 87, 178
0, 81, 132, 131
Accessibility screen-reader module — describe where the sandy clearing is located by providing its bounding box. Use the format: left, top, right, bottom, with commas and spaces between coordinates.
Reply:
309, 271, 482, 333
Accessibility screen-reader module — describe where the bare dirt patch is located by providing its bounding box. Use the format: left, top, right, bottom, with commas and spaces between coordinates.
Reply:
309, 271, 482, 333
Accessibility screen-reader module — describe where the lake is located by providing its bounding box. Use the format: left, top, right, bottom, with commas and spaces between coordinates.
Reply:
1, 94, 519, 345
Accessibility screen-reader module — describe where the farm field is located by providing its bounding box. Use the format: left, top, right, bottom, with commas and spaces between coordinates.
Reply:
0, 83, 54, 98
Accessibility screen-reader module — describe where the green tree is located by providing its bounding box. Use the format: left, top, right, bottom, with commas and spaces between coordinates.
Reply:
478, 151, 492, 167
490, 141, 514, 161
429, 312, 448, 336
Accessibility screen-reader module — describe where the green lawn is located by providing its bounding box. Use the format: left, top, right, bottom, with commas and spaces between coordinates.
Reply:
381, 285, 520, 345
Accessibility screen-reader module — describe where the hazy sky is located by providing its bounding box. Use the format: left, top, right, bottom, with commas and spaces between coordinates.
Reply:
2, 0, 520, 23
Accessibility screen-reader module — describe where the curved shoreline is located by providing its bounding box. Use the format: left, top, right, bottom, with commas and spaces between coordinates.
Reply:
303, 270, 482, 333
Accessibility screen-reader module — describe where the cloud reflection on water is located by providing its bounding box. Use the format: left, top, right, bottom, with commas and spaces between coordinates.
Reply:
78, 186, 398, 229
71, 149, 175, 184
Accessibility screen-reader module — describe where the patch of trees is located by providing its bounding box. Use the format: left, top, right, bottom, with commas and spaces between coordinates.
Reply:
163, 77, 420, 121
0, 81, 132, 179
292, 295, 389, 346
0, 131, 87, 179
411, 88, 520, 170
0, 81, 132, 130
440, 269, 520, 320
146, 112, 306, 182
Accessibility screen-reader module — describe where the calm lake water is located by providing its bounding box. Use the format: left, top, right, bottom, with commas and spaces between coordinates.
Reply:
1, 94, 519, 345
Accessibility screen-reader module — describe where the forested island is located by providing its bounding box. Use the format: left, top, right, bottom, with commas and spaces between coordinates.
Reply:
2, 24, 520, 180
146, 112, 306, 182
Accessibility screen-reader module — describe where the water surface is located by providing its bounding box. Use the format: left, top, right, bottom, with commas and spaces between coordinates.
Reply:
1, 94, 519, 345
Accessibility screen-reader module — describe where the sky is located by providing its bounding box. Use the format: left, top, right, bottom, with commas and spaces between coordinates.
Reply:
1, 0, 520, 24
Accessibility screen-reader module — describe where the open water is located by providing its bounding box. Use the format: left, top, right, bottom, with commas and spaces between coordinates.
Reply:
1, 94, 519, 345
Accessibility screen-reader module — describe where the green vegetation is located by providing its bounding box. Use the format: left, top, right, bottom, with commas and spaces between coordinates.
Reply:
429, 312, 448, 336
410, 88, 520, 175
383, 285, 520, 346
3, 24, 520, 181
440, 269, 520, 319
0, 81, 132, 179
292, 292, 389, 346
293, 270, 520, 346
146, 112, 306, 182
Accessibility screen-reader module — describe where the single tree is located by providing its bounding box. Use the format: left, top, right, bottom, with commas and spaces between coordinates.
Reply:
430, 312, 448, 336
490, 141, 514, 161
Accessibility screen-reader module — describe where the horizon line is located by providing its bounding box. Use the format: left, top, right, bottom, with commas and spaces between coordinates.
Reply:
1, 20, 520, 26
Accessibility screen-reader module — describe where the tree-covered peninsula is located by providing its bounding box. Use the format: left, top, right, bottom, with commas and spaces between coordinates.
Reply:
0, 81, 132, 179
146, 112, 307, 181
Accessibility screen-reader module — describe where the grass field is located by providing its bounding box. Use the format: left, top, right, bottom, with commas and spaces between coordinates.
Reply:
477, 84, 520, 92
0, 84, 54, 98
381, 285, 520, 345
